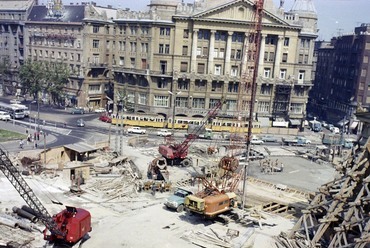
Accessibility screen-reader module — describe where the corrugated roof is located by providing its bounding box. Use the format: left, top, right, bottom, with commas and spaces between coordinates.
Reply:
27, 5, 85, 22
64, 142, 98, 153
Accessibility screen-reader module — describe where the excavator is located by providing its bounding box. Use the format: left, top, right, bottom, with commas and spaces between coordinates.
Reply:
157, 98, 225, 167
0, 147, 92, 245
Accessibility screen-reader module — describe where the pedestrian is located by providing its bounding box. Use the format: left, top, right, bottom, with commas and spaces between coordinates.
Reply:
26, 129, 28, 134
280, 163, 284, 172
34, 142, 38, 149
37, 133, 40, 140
34, 132, 37, 141
19, 140, 24, 149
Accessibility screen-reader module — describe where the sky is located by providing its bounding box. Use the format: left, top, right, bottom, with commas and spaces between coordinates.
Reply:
58, 0, 369, 41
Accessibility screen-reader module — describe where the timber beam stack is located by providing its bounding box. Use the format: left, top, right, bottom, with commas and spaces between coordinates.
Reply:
275, 138, 370, 248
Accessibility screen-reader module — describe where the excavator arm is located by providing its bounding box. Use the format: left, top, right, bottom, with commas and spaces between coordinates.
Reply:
0, 147, 64, 237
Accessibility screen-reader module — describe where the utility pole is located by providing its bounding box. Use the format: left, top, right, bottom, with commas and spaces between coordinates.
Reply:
168, 90, 181, 133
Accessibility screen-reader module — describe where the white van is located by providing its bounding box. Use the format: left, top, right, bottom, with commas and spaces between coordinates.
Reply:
0, 111, 11, 121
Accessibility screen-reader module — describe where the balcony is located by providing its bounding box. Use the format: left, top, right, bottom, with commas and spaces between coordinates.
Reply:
89, 63, 108, 68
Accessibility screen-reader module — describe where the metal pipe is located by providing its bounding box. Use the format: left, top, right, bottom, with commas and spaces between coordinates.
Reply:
12, 206, 38, 222
0, 216, 18, 228
21, 205, 39, 217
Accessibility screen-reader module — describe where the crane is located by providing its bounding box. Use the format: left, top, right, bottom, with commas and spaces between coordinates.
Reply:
0, 147, 92, 244
158, 98, 225, 167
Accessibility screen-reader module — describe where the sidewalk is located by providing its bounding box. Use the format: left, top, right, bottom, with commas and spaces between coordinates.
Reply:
0, 120, 57, 153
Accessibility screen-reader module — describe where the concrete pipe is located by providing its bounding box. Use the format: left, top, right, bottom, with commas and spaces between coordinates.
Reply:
21, 205, 39, 217
0, 216, 18, 228
12, 207, 38, 222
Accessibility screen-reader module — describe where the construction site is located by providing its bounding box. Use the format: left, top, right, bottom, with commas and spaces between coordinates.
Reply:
1, 0, 370, 247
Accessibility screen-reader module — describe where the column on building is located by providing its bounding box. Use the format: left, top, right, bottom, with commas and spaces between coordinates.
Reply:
207, 30, 216, 74
269, 83, 275, 116
307, 38, 314, 65
190, 29, 198, 72
258, 34, 267, 76
273, 36, 283, 78
225, 31, 233, 75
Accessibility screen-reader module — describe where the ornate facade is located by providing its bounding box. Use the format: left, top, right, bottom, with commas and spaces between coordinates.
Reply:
111, 0, 318, 127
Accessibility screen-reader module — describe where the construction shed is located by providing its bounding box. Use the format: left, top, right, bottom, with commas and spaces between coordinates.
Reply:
63, 142, 99, 162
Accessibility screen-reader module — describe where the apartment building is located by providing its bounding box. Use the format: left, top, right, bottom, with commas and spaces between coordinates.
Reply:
24, 1, 116, 108
0, 0, 34, 96
310, 23, 370, 131
111, 0, 318, 127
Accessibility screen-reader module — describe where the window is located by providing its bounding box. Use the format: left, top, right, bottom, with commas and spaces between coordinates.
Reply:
141, 26, 149, 35
290, 103, 303, 114
304, 55, 309, 64
130, 42, 136, 52
298, 54, 303, 64
157, 79, 168, 88
183, 29, 189, 38
213, 48, 218, 58
219, 48, 225, 58
257, 101, 270, 113
175, 97, 188, 107
180, 62, 188, 72
231, 66, 238, 76
298, 70, 305, 83
92, 40, 99, 48
160, 61, 167, 74
268, 52, 275, 62
279, 69, 287, 79
141, 43, 148, 53
119, 26, 126, 35
93, 25, 99, 33
196, 47, 202, 56
284, 37, 289, 46
119, 41, 125, 51
211, 81, 222, 92
159, 44, 164, 53
165, 44, 170, 54
260, 84, 271, 95
195, 80, 206, 91
232, 32, 243, 42
263, 68, 271, 78
182, 46, 188, 56
265, 36, 275, 45
208, 99, 217, 108
89, 85, 100, 94
160, 27, 170, 36
154, 95, 169, 107
215, 31, 227, 41
138, 93, 147, 105
202, 47, 208, 56
130, 58, 135, 68
228, 82, 239, 93
198, 30, 210, 40
197, 63, 205, 74
214, 65, 221, 75
178, 80, 188, 90
226, 100, 237, 111
192, 98, 205, 108
119, 57, 124, 65
282, 53, 288, 63
130, 26, 137, 35
236, 49, 242, 60
294, 88, 304, 96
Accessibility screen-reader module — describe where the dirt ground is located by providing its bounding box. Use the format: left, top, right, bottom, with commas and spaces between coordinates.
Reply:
0, 137, 336, 248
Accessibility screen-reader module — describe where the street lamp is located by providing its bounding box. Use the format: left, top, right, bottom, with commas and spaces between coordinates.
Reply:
168, 90, 181, 133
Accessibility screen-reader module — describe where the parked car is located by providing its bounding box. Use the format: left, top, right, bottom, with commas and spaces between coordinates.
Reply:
99, 115, 112, 123
71, 108, 85, 115
76, 119, 85, 127
250, 136, 264, 145
0, 111, 11, 121
157, 129, 172, 137
94, 107, 106, 113
164, 188, 193, 212
327, 124, 334, 131
331, 127, 340, 134
261, 135, 278, 143
127, 126, 146, 134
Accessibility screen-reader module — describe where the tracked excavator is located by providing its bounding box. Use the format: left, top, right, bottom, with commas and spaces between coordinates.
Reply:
0, 147, 92, 244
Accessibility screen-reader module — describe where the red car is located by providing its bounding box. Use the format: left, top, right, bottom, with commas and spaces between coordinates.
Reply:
99, 115, 112, 123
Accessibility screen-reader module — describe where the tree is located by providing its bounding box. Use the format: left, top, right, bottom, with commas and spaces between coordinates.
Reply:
19, 60, 70, 104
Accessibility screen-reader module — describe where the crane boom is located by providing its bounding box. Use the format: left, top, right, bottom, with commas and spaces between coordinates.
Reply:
0, 147, 64, 237
176, 98, 225, 155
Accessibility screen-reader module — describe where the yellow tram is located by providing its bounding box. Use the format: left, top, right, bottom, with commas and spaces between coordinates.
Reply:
111, 113, 261, 134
